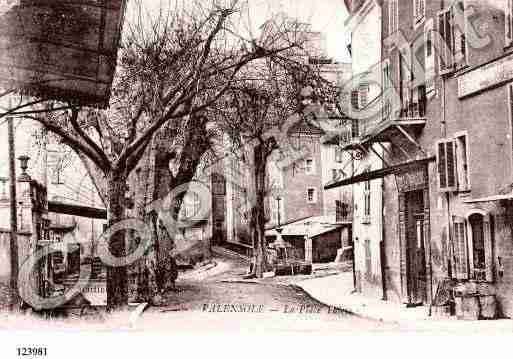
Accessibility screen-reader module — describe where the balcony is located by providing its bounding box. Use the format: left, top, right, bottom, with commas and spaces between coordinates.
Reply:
342, 99, 426, 150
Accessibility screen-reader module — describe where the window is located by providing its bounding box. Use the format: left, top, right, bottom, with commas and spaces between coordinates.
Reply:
364, 181, 371, 217
382, 59, 393, 119
455, 133, 470, 191
336, 200, 349, 222
365, 239, 372, 278
335, 147, 344, 163
506, 0, 513, 46
272, 198, 285, 225
452, 214, 494, 282
359, 83, 370, 109
389, 0, 398, 35
307, 188, 317, 203
351, 89, 359, 111
332, 169, 339, 181
424, 19, 436, 95
453, 2, 467, 66
438, 8, 454, 72
212, 174, 226, 195
437, 139, 458, 192
183, 192, 201, 218
305, 158, 315, 175
351, 119, 360, 138
438, 2, 466, 73
437, 136, 470, 192
363, 174, 371, 222
399, 50, 412, 114
413, 0, 425, 25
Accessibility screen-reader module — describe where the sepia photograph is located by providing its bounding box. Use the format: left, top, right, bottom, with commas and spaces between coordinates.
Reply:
0, 0, 512, 357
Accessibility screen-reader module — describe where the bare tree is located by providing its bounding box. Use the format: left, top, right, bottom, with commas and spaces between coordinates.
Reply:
216, 29, 342, 277
14, 0, 308, 309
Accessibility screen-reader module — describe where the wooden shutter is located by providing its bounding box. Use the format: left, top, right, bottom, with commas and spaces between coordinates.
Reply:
453, 1, 466, 66
438, 8, 454, 73
398, 193, 408, 302
446, 140, 457, 188
483, 214, 494, 282
437, 140, 458, 192
506, 0, 513, 46
466, 217, 474, 277
452, 216, 469, 279
351, 119, 359, 138
351, 89, 359, 110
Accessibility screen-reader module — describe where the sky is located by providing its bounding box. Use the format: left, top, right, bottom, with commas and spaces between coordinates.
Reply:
243, 0, 351, 62
0, 0, 351, 185
134, 0, 351, 63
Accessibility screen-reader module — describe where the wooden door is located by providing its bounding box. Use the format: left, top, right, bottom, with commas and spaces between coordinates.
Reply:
406, 191, 427, 305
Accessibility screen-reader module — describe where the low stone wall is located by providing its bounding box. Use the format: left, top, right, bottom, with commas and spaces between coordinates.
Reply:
0, 230, 36, 308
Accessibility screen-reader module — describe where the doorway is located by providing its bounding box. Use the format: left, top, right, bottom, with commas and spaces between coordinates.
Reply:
405, 190, 427, 305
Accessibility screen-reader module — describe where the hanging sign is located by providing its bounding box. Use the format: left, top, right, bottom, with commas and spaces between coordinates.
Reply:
395, 165, 427, 192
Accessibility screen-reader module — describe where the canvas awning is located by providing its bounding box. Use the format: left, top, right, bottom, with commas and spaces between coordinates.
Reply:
325, 157, 435, 189
265, 216, 343, 238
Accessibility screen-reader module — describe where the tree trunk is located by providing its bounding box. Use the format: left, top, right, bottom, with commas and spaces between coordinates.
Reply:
106, 171, 128, 310
251, 144, 269, 278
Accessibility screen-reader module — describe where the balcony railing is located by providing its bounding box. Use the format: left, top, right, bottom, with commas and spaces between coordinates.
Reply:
347, 99, 426, 143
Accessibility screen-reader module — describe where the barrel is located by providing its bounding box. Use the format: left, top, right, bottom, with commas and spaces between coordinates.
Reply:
479, 295, 497, 319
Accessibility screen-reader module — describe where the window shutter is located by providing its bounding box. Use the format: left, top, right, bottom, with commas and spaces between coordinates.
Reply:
452, 216, 469, 280
437, 141, 447, 189
351, 89, 359, 111
437, 140, 458, 192
446, 140, 457, 188
483, 214, 494, 282
438, 9, 454, 73
506, 0, 513, 46
351, 119, 360, 138
453, 2, 466, 66
466, 218, 474, 277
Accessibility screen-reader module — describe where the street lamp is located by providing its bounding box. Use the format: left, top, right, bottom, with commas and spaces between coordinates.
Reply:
275, 196, 282, 228
17, 155, 30, 181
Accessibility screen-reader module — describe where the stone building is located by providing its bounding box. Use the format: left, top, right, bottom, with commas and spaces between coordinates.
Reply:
334, 0, 513, 317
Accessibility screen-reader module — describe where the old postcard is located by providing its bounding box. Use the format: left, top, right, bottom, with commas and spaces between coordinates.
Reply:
0, 0, 513, 357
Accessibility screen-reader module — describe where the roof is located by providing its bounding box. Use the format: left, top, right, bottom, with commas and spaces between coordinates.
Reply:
265, 216, 342, 238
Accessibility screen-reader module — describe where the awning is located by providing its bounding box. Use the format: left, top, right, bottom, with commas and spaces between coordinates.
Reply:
463, 193, 513, 203
48, 201, 107, 220
265, 216, 343, 238
325, 157, 435, 189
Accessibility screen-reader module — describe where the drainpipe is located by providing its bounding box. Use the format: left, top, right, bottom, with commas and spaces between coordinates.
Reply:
441, 67, 452, 278
380, 177, 387, 301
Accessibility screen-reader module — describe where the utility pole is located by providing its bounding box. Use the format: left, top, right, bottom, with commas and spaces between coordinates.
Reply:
7, 117, 20, 310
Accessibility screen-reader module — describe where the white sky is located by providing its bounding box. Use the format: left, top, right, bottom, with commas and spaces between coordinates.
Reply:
244, 0, 350, 62
0, 0, 351, 183
135, 0, 351, 62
